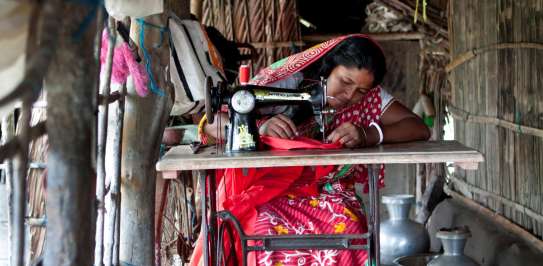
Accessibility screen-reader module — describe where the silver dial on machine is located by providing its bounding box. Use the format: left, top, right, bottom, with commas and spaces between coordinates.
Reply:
231, 90, 256, 114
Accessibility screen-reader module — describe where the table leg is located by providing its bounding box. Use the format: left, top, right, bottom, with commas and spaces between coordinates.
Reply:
367, 165, 375, 266
199, 170, 210, 266
369, 164, 381, 266
208, 170, 218, 266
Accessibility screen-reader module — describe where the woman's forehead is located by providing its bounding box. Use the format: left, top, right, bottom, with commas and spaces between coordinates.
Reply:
334, 66, 374, 84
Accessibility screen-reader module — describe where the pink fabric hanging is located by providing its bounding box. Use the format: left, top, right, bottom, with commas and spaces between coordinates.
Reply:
100, 29, 149, 97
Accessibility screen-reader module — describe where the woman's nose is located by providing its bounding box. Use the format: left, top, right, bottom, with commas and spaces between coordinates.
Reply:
344, 87, 357, 99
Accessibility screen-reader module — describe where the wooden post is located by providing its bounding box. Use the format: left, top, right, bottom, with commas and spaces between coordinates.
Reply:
43, 2, 98, 265
119, 14, 173, 266
95, 17, 116, 266
12, 102, 31, 266
1, 114, 15, 265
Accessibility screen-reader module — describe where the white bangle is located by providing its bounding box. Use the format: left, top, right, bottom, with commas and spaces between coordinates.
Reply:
369, 121, 383, 145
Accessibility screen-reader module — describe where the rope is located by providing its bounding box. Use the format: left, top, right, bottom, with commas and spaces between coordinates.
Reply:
413, 0, 427, 23
136, 18, 169, 97
515, 110, 523, 134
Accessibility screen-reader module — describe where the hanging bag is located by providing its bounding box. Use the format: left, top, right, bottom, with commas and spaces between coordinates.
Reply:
168, 17, 226, 115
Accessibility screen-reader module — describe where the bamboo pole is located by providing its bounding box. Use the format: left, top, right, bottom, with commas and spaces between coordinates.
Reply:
12, 102, 31, 266
446, 42, 543, 72
95, 17, 116, 266
444, 186, 543, 254
103, 83, 126, 266
249, 41, 305, 49
302, 32, 425, 43
448, 175, 543, 224
1, 114, 15, 265
43, 2, 98, 265
448, 104, 543, 138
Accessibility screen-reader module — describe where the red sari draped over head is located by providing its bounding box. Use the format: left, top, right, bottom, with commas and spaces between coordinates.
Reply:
191, 34, 386, 266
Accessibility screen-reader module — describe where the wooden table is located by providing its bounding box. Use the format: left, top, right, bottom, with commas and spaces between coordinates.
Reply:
156, 140, 484, 266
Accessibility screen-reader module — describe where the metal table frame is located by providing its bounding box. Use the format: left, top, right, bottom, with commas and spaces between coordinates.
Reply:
157, 141, 483, 266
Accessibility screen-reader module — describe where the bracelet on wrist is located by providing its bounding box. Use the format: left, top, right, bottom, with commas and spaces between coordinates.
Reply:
369, 121, 384, 145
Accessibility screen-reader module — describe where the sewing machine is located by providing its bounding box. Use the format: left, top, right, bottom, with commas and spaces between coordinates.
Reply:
204, 77, 334, 152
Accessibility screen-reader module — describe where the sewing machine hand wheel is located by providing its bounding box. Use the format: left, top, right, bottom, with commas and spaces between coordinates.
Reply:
205, 76, 216, 124
205, 77, 227, 125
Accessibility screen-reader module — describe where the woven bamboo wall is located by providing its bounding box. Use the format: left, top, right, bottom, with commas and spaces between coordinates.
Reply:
201, 0, 302, 74
449, 0, 543, 238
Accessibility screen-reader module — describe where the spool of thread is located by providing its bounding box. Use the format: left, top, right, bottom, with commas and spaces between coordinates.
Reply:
239, 64, 250, 85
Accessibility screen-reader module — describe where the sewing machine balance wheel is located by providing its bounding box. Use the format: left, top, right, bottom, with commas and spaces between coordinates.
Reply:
204, 76, 215, 124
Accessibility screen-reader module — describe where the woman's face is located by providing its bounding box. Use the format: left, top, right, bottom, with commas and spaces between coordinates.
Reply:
326, 65, 375, 109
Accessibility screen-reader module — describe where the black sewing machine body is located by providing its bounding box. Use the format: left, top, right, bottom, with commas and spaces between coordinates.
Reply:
205, 77, 331, 153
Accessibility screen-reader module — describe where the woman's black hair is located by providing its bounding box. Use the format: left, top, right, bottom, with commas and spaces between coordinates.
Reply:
315, 37, 387, 86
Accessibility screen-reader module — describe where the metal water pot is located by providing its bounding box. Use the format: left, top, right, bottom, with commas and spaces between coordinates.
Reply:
380, 195, 430, 265
428, 227, 479, 266
393, 253, 439, 266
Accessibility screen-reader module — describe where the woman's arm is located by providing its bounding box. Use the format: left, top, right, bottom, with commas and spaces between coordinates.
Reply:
365, 101, 431, 145
326, 101, 430, 147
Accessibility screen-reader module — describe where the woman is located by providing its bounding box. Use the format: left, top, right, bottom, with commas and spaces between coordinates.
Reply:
195, 34, 429, 266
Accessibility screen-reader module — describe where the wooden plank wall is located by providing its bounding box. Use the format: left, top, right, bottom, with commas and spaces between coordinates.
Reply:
449, 0, 543, 238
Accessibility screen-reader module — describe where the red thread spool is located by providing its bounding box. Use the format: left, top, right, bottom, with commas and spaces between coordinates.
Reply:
239, 64, 250, 85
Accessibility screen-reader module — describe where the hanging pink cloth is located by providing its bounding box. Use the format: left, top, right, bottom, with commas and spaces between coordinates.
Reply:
100, 29, 149, 97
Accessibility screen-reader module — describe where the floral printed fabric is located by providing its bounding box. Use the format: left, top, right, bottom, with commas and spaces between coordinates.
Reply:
254, 192, 368, 266
252, 87, 385, 266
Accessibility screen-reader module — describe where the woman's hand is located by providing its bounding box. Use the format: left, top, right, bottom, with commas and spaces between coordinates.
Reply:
327, 122, 373, 148
259, 114, 298, 139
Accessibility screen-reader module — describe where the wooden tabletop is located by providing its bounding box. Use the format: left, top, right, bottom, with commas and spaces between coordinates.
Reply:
156, 140, 484, 171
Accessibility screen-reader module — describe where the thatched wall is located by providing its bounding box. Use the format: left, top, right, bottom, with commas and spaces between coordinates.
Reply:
448, 0, 543, 238
201, 0, 302, 73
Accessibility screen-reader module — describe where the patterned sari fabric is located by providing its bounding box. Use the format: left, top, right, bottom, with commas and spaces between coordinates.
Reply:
253, 87, 385, 266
